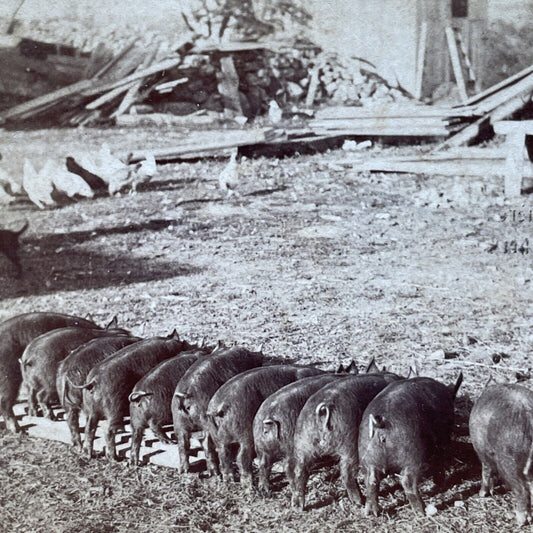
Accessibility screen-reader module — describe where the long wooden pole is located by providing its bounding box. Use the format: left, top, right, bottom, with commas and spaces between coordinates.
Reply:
6, 0, 27, 34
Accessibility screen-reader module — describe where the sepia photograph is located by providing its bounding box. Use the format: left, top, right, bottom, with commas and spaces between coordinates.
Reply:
0, 0, 532, 531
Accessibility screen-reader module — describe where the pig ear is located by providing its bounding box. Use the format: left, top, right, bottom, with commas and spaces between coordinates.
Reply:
106, 316, 118, 329
168, 329, 180, 340
85, 313, 95, 323
365, 357, 379, 374
255, 343, 264, 354
346, 360, 358, 374
129, 391, 152, 403
336, 363, 345, 374
198, 337, 206, 349
212, 340, 224, 353
316, 402, 332, 431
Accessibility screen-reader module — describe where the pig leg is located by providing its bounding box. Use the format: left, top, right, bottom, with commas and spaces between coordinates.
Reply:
1, 404, 21, 433
236, 443, 254, 490
204, 434, 220, 477
27, 387, 39, 417
176, 429, 191, 473
257, 453, 273, 495
65, 407, 82, 449
83, 414, 99, 458
130, 425, 143, 466
400, 469, 424, 515
504, 467, 530, 526
339, 455, 363, 505
36, 390, 55, 421
105, 421, 119, 460
217, 443, 234, 483
290, 459, 310, 510
364, 466, 382, 516
149, 421, 174, 444
479, 461, 496, 497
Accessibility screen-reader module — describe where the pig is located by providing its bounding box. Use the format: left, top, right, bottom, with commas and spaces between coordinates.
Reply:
172, 346, 263, 475
469, 383, 533, 526
358, 374, 463, 516
79, 330, 192, 460
207, 365, 325, 489
128, 347, 210, 466
20, 317, 130, 420
0, 311, 100, 432
290, 373, 401, 510
56, 335, 142, 448
253, 373, 348, 495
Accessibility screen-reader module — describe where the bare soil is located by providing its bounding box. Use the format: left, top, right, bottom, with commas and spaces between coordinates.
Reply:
1, 124, 532, 532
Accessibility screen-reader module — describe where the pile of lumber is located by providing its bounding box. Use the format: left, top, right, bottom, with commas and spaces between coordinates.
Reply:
0, 38, 191, 127
435, 63, 533, 149
0, 28, 413, 127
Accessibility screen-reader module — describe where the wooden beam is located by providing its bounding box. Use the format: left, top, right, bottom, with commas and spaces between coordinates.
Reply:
111, 44, 161, 118
462, 62, 533, 108
414, 22, 427, 101
0, 79, 93, 122
445, 27, 468, 104
80, 57, 183, 97
434, 89, 533, 150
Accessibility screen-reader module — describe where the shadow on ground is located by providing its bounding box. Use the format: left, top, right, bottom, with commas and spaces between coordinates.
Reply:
0, 219, 202, 299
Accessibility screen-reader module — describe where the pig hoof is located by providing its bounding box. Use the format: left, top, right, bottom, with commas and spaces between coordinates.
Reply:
291, 495, 304, 510
515, 511, 528, 526
364, 503, 380, 517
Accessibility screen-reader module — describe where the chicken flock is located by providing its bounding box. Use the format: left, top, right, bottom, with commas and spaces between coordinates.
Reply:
0, 144, 158, 209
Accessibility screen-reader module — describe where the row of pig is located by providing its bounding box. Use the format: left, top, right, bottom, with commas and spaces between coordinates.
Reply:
0, 311, 532, 524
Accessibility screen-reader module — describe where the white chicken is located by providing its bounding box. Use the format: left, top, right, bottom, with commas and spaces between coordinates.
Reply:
43, 159, 94, 199
130, 152, 158, 192
73, 143, 131, 195
218, 149, 240, 197
0, 166, 22, 195
22, 159, 55, 209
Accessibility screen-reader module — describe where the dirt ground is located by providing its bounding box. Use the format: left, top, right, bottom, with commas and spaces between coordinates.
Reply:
1, 124, 532, 532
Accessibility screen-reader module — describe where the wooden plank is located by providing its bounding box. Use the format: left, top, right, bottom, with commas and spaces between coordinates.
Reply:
311, 127, 450, 137
85, 80, 137, 110
415, 22, 427, 101
434, 88, 533, 150
493, 120, 533, 135
92, 38, 137, 79
80, 57, 183, 97
127, 129, 267, 162
305, 66, 320, 108
217, 55, 243, 116
111, 44, 161, 118
466, 71, 533, 116
0, 78, 93, 122
501, 129, 526, 197
445, 27, 468, 104
461, 62, 533, 108
351, 157, 533, 178
314, 105, 475, 120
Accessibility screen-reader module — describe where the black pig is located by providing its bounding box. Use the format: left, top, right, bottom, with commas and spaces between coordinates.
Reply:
128, 347, 210, 466
358, 374, 463, 516
172, 346, 263, 475
79, 331, 192, 460
290, 373, 401, 509
57, 335, 142, 448
207, 365, 324, 488
253, 373, 347, 495
470, 383, 533, 526
0, 312, 99, 432
20, 317, 129, 419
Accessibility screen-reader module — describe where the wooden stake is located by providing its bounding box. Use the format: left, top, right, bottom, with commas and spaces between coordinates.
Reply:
414, 22, 427, 101
445, 27, 468, 104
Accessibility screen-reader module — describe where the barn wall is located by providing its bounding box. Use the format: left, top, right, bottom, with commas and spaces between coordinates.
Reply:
309, 0, 420, 93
